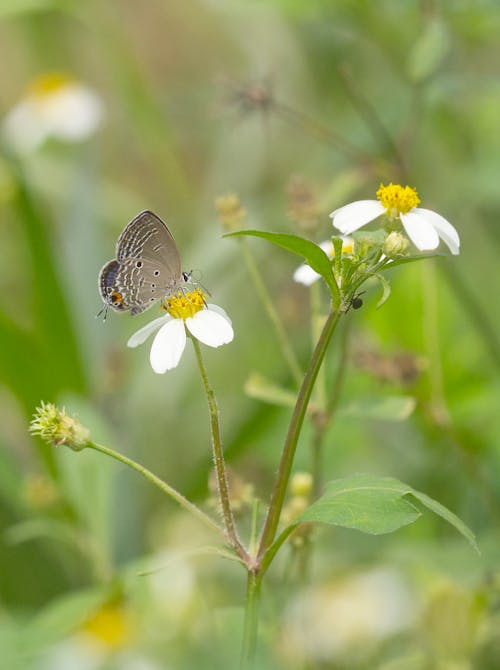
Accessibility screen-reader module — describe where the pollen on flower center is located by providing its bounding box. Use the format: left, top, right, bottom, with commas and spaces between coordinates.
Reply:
376, 182, 420, 216
163, 289, 205, 320
28, 73, 74, 98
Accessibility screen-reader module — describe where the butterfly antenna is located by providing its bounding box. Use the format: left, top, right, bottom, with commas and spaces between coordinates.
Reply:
96, 303, 109, 322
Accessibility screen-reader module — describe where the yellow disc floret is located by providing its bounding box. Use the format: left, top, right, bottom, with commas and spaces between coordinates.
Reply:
28, 73, 74, 98
376, 182, 420, 217
164, 289, 205, 320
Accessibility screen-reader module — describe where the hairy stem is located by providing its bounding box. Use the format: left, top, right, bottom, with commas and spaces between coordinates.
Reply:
191, 338, 247, 559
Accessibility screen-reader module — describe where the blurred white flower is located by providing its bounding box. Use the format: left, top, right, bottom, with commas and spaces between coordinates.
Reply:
282, 568, 415, 663
293, 237, 354, 286
330, 182, 460, 255
127, 289, 233, 373
2, 73, 103, 153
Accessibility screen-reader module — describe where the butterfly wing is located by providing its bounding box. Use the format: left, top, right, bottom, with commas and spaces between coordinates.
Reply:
99, 257, 184, 316
116, 210, 182, 280
99, 210, 186, 317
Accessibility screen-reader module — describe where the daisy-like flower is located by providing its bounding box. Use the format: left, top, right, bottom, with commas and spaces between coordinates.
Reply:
2, 72, 103, 153
127, 289, 234, 374
293, 237, 354, 286
330, 183, 460, 255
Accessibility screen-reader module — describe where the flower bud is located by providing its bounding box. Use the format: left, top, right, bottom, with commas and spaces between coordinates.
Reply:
30, 402, 90, 451
290, 471, 313, 497
383, 231, 409, 257
215, 193, 247, 232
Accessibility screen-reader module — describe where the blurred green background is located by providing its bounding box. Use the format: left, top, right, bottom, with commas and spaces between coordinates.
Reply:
1, 1, 500, 668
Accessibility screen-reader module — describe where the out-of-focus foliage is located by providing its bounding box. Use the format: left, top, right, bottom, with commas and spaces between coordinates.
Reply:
0, 0, 499, 668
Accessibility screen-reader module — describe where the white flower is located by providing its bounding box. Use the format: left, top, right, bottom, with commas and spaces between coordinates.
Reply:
2, 73, 103, 153
127, 290, 233, 374
330, 182, 460, 255
293, 237, 354, 286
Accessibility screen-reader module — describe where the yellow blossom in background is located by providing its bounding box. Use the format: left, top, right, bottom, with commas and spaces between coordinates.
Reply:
81, 603, 132, 650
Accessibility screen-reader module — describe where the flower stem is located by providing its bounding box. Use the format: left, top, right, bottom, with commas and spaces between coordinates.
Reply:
258, 308, 342, 558
191, 337, 247, 559
239, 238, 303, 385
86, 441, 223, 537
311, 318, 351, 495
240, 570, 262, 669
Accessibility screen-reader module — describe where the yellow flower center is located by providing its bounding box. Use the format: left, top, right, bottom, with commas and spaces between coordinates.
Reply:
28, 73, 74, 99
163, 289, 205, 320
82, 603, 130, 649
376, 182, 420, 216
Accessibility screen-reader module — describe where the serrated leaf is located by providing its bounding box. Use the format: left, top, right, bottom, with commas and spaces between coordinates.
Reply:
296, 474, 478, 552
374, 272, 391, 308
225, 230, 339, 303
338, 395, 416, 421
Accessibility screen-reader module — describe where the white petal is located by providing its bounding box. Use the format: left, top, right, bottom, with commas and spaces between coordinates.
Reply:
41, 85, 103, 141
400, 211, 440, 251
329, 200, 385, 234
186, 309, 234, 347
2, 101, 48, 153
293, 263, 321, 286
127, 315, 171, 348
318, 240, 334, 257
206, 303, 232, 325
413, 207, 460, 255
150, 319, 186, 373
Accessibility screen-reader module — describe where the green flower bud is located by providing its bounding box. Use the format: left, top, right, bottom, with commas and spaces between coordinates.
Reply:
30, 402, 90, 451
290, 471, 313, 497
383, 231, 410, 257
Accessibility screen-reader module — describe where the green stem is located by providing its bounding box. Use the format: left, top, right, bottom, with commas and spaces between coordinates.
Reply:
191, 338, 247, 559
239, 238, 303, 385
86, 441, 223, 537
258, 308, 342, 558
240, 570, 262, 669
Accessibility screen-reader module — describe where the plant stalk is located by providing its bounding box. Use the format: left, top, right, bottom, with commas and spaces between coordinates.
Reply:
240, 570, 262, 669
191, 337, 248, 559
257, 308, 342, 558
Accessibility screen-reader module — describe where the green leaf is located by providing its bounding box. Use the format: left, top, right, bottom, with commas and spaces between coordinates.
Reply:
244, 373, 299, 409
298, 474, 421, 534
0, 0, 55, 18
382, 254, 443, 270
407, 18, 450, 82
225, 230, 339, 304
296, 473, 479, 552
374, 272, 392, 308
30, 587, 108, 647
338, 395, 416, 421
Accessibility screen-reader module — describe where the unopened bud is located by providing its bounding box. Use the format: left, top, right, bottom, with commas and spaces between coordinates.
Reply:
30, 402, 90, 451
290, 472, 313, 497
383, 231, 409, 257
215, 193, 247, 232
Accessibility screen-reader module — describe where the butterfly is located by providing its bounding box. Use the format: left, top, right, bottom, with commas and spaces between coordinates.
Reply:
98, 210, 190, 319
